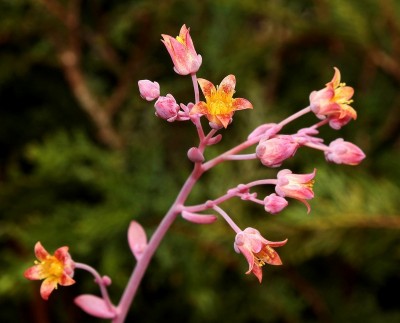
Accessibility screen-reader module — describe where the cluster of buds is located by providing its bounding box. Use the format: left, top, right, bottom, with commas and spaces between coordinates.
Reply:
24, 24, 365, 321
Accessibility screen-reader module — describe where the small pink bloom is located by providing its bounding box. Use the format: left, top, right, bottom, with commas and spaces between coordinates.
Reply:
190, 75, 253, 128
138, 80, 160, 101
256, 135, 300, 167
154, 94, 180, 122
234, 228, 287, 283
325, 138, 366, 165
275, 168, 316, 213
264, 193, 288, 214
309, 67, 356, 129
24, 242, 75, 300
161, 24, 202, 75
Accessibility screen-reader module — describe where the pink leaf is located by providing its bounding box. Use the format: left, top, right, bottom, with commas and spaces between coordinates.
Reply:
128, 221, 148, 260
74, 294, 117, 319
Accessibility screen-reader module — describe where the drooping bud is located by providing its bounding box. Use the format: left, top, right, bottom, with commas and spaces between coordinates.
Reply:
325, 138, 366, 165
256, 135, 299, 167
264, 193, 288, 214
138, 80, 160, 101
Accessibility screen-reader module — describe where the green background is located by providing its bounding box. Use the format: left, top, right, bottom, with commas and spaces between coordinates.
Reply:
1, 0, 399, 322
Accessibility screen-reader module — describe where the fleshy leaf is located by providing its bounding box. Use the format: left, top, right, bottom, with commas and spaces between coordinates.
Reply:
74, 294, 117, 319
128, 221, 148, 260
181, 211, 217, 224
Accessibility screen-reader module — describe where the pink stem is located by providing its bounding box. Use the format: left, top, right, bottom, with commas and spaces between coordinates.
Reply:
113, 164, 203, 323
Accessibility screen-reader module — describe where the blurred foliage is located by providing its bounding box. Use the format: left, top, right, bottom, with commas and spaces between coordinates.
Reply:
1, 0, 400, 322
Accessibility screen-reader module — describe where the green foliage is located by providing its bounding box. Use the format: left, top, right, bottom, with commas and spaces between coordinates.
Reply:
1, 0, 400, 322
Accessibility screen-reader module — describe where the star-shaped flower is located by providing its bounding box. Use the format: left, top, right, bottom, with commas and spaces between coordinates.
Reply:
190, 74, 253, 128
24, 242, 75, 300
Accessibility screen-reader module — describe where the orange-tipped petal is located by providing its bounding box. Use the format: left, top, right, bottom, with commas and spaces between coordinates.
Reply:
34, 242, 49, 261
219, 74, 236, 96
232, 98, 253, 111
198, 78, 215, 98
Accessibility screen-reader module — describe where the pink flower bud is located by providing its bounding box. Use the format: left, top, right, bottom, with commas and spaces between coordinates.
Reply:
138, 80, 160, 101
256, 135, 299, 167
187, 147, 205, 163
154, 94, 180, 122
264, 193, 288, 214
325, 138, 366, 165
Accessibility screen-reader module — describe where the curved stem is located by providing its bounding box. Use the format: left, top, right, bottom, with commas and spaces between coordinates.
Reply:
278, 106, 311, 128
113, 164, 203, 323
74, 262, 115, 312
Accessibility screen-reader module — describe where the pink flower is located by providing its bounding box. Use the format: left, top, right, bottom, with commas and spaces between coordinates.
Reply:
275, 168, 316, 213
256, 135, 300, 167
264, 193, 288, 214
190, 75, 253, 128
154, 94, 180, 122
161, 24, 202, 75
234, 228, 287, 283
24, 242, 75, 300
138, 80, 160, 101
325, 138, 366, 165
309, 67, 356, 129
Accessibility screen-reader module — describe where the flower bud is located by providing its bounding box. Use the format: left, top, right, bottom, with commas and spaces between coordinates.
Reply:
187, 147, 205, 163
264, 193, 288, 214
154, 94, 180, 122
256, 136, 299, 167
138, 80, 160, 101
325, 138, 366, 165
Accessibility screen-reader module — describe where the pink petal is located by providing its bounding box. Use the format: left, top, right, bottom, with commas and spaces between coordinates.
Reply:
190, 101, 208, 115
34, 242, 49, 261
40, 277, 57, 300
75, 294, 117, 319
54, 246, 69, 262
128, 221, 147, 260
24, 265, 43, 280
197, 78, 215, 98
232, 98, 253, 111
59, 273, 75, 286
219, 74, 236, 95
216, 114, 232, 128
251, 264, 263, 283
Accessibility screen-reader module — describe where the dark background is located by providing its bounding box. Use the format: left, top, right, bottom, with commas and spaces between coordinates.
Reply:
1, 0, 399, 322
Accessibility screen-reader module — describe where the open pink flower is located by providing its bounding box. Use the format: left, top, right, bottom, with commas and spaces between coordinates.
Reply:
190, 75, 253, 128
161, 24, 202, 75
24, 242, 75, 300
275, 168, 316, 213
234, 228, 287, 283
309, 67, 356, 129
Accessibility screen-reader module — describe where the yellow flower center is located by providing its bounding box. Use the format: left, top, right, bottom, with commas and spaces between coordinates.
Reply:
37, 256, 64, 279
254, 246, 275, 267
176, 36, 185, 45
206, 89, 233, 115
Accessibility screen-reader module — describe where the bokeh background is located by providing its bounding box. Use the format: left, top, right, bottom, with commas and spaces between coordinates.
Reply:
1, 0, 400, 322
